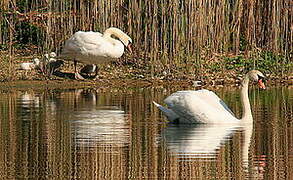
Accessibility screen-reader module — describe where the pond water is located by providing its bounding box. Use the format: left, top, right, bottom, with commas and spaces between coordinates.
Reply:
0, 85, 292, 179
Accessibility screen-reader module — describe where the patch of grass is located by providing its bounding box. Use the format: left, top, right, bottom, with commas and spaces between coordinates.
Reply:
224, 56, 253, 71
223, 51, 291, 75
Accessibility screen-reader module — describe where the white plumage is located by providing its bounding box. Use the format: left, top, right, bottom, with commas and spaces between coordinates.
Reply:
19, 62, 35, 70
60, 27, 132, 79
19, 58, 40, 70
61, 27, 132, 64
44, 52, 57, 62
49, 52, 56, 58
154, 70, 266, 124
163, 89, 237, 123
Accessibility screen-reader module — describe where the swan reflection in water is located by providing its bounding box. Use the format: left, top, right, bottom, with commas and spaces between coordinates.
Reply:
161, 124, 239, 157
160, 122, 263, 178
17, 91, 40, 109
161, 123, 253, 163
69, 89, 130, 148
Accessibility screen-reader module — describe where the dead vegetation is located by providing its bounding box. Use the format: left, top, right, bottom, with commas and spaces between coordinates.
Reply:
0, 0, 292, 83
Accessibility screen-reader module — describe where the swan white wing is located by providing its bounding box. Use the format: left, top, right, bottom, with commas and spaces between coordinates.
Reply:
62, 31, 114, 64
64, 31, 106, 55
153, 101, 179, 122
164, 90, 238, 124
189, 89, 235, 116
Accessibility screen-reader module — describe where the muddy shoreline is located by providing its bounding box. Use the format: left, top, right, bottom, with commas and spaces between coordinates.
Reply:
0, 78, 291, 91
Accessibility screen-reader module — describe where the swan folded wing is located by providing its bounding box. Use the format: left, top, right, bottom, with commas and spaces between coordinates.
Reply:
62, 36, 83, 55
62, 31, 113, 64
76, 32, 120, 61
153, 101, 179, 121
190, 90, 235, 117
164, 90, 237, 123
74, 31, 106, 55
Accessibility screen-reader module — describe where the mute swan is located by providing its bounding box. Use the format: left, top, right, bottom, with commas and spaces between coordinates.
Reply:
37, 52, 63, 76
47, 60, 64, 75
60, 27, 132, 79
19, 58, 40, 70
19, 62, 34, 71
153, 70, 266, 124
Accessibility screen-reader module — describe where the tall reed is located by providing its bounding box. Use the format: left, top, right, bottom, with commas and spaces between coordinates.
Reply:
0, 0, 292, 74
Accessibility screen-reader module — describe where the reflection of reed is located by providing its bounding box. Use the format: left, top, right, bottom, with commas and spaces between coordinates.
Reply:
0, 87, 291, 179
60, 89, 131, 179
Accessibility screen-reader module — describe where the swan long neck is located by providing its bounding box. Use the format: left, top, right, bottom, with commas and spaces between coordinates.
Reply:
103, 28, 121, 43
103, 28, 120, 38
103, 27, 131, 46
240, 74, 253, 122
102, 28, 126, 58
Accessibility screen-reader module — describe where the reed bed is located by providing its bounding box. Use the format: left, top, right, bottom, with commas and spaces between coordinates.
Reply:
0, 0, 292, 76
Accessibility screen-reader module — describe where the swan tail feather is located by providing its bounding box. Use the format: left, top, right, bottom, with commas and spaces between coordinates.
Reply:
153, 101, 179, 122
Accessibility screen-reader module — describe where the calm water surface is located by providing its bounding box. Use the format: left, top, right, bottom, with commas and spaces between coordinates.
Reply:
0, 86, 292, 179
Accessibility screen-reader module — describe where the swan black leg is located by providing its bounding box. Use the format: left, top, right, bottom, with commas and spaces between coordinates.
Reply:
94, 65, 98, 76
74, 60, 84, 80
74, 60, 77, 73
92, 64, 99, 80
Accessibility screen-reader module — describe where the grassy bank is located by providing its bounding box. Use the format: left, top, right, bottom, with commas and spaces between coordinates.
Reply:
0, 49, 291, 87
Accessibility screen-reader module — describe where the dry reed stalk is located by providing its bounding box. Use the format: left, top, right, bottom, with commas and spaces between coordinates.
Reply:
0, 0, 291, 75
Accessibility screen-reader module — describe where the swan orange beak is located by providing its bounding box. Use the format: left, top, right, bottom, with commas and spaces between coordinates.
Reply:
258, 79, 266, 89
126, 44, 132, 53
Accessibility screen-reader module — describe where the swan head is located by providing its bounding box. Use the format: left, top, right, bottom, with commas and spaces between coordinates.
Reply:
115, 30, 132, 53
247, 70, 266, 89
104, 27, 133, 53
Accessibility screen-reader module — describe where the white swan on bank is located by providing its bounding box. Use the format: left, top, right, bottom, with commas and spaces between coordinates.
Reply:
19, 58, 40, 70
154, 70, 266, 124
60, 27, 132, 79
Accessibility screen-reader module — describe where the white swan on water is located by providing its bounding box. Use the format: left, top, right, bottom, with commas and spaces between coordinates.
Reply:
60, 27, 132, 79
154, 70, 266, 124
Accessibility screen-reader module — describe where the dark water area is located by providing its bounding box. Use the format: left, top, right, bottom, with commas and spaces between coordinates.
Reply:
0, 85, 292, 179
